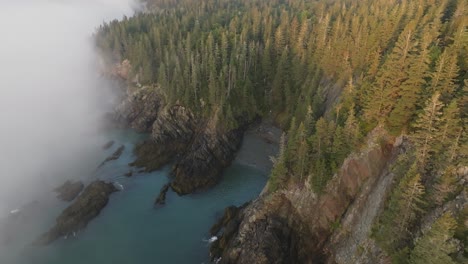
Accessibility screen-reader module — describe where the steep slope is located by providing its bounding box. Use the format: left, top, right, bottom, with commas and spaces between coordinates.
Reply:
211, 129, 398, 263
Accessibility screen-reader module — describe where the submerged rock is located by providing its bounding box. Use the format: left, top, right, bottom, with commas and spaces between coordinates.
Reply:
98, 145, 125, 168
36, 181, 117, 245
54, 180, 84, 202
154, 184, 170, 206
124, 171, 133, 177
101, 140, 115, 150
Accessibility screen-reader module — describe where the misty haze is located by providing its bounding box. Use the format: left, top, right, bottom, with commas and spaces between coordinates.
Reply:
1, 0, 466, 264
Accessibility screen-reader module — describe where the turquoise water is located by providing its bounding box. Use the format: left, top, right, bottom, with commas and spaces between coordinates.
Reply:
6, 130, 268, 264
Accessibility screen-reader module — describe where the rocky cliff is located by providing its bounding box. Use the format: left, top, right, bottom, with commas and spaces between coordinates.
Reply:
210, 128, 398, 263
112, 83, 247, 195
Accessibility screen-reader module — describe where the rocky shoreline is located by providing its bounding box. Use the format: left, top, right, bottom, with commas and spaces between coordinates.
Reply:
113, 86, 251, 196
209, 129, 397, 263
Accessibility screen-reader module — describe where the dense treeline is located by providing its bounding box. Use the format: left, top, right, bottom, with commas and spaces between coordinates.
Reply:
96, 0, 467, 262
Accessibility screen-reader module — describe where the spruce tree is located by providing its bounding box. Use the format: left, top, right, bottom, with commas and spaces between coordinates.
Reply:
411, 92, 444, 169
410, 213, 458, 264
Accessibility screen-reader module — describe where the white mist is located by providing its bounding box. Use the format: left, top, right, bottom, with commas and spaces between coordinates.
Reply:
0, 0, 136, 217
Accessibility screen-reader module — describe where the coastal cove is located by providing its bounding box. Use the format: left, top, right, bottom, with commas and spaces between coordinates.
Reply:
1, 128, 275, 264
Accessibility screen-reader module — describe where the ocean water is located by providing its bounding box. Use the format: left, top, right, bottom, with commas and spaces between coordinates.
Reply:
3, 130, 269, 264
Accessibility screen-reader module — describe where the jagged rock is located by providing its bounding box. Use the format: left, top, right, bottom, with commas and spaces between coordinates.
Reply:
115, 85, 248, 195
98, 145, 125, 168
211, 195, 310, 264
35, 181, 117, 245
130, 105, 196, 172
211, 128, 396, 264
154, 184, 170, 206
102, 140, 115, 150
130, 104, 245, 195
170, 128, 244, 195
54, 180, 84, 202
114, 86, 163, 132
210, 205, 243, 236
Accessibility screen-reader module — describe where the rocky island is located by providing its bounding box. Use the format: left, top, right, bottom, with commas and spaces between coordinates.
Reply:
36, 181, 117, 245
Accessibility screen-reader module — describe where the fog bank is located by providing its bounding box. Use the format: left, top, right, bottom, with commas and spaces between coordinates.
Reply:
0, 0, 136, 216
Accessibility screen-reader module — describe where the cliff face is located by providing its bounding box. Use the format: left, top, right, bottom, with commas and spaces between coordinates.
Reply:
114, 86, 163, 132
113, 84, 246, 195
211, 128, 398, 263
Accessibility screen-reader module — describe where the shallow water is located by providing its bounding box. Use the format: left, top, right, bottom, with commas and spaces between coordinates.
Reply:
4, 130, 269, 264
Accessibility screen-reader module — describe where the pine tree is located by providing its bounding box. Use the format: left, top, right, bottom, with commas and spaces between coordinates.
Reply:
270, 133, 288, 192
344, 106, 361, 148
331, 125, 348, 168
364, 25, 417, 123
432, 166, 459, 206
397, 171, 425, 234
411, 92, 444, 169
410, 213, 458, 264
387, 30, 432, 134
314, 118, 331, 157
293, 122, 309, 180
430, 48, 460, 103
374, 163, 425, 252
436, 100, 463, 166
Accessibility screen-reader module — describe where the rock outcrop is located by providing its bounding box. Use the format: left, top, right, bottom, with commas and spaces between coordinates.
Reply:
128, 103, 246, 195
210, 129, 397, 263
110, 80, 248, 196
114, 86, 163, 132
155, 184, 170, 206
36, 181, 117, 245
170, 128, 244, 194
54, 180, 84, 202
98, 145, 125, 168
130, 105, 196, 172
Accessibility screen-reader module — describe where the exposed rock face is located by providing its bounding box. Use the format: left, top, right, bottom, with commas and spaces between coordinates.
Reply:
36, 181, 117, 245
212, 129, 396, 264
130, 105, 196, 172
210, 195, 312, 264
171, 128, 244, 195
54, 180, 84, 202
114, 86, 163, 132
129, 103, 245, 195
112, 81, 248, 195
